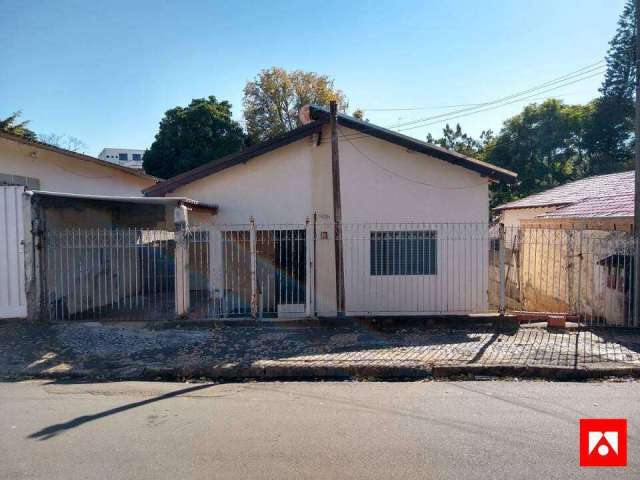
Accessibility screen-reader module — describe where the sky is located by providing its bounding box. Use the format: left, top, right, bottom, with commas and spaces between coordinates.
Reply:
0, 0, 626, 156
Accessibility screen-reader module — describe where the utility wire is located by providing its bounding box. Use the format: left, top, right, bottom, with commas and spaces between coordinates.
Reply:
358, 59, 605, 116
337, 126, 489, 190
325, 65, 605, 143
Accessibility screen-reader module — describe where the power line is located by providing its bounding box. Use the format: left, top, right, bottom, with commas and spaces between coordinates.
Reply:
387, 62, 605, 129
358, 59, 605, 116
337, 126, 489, 190
326, 65, 605, 143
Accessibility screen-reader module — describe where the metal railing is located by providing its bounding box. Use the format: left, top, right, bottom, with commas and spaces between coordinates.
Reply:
39, 221, 638, 326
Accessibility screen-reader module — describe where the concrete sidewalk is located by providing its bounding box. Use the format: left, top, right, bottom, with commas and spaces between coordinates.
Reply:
1, 320, 640, 381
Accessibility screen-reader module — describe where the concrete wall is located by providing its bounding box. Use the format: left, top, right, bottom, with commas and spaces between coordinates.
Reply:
0, 137, 154, 195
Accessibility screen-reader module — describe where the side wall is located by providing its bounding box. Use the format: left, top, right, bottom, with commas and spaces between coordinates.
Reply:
0, 138, 154, 196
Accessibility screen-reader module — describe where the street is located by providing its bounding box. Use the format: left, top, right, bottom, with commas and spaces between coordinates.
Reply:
0, 380, 639, 479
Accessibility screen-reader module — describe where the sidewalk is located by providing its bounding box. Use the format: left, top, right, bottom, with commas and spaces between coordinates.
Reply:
1, 320, 640, 381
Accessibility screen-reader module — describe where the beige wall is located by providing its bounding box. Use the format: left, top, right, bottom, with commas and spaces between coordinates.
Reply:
0, 137, 154, 196
500, 207, 555, 230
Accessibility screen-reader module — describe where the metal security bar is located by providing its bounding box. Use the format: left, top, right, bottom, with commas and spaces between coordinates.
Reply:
39, 222, 639, 326
334, 223, 490, 316
43, 229, 176, 321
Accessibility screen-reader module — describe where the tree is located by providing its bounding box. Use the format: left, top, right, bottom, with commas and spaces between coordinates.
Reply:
352, 109, 366, 120
582, 0, 636, 175
0, 111, 37, 140
39, 133, 87, 153
243, 67, 348, 142
143, 96, 245, 179
484, 99, 590, 207
426, 123, 492, 158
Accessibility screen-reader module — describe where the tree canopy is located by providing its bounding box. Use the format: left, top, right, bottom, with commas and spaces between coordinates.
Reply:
243, 67, 348, 143
0, 111, 37, 140
143, 96, 245, 179
427, 0, 637, 210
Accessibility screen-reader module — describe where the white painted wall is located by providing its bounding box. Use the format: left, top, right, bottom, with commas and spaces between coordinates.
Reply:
0, 137, 154, 196
171, 137, 315, 226
167, 125, 496, 316
0, 186, 26, 318
335, 126, 491, 315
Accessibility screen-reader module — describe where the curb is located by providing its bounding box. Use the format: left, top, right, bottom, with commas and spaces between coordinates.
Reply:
5, 363, 640, 383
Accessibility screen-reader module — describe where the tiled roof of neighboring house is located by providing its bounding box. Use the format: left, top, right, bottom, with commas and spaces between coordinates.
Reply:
0, 130, 158, 181
538, 193, 634, 219
145, 108, 517, 196
494, 170, 635, 211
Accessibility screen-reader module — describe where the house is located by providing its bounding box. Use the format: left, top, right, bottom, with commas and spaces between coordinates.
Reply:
144, 104, 517, 318
0, 131, 215, 320
0, 131, 155, 195
98, 148, 146, 170
493, 171, 634, 325
495, 171, 634, 232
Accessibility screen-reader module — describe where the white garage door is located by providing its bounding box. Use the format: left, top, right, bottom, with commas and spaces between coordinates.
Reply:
0, 186, 26, 318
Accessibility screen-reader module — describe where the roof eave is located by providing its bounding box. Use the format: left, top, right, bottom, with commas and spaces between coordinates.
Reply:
308, 105, 517, 184
144, 119, 327, 197
0, 131, 158, 181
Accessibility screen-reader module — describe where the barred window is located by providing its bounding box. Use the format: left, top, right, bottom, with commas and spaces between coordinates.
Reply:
370, 230, 437, 276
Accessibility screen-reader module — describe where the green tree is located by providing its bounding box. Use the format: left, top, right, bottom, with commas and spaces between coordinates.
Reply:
243, 67, 348, 142
143, 96, 245, 179
426, 123, 492, 158
582, 0, 635, 175
0, 111, 37, 140
484, 99, 590, 207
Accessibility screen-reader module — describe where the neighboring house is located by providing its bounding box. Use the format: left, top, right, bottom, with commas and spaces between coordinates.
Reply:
0, 131, 156, 195
493, 171, 634, 326
0, 131, 211, 320
98, 147, 146, 170
495, 171, 634, 232
145, 105, 517, 317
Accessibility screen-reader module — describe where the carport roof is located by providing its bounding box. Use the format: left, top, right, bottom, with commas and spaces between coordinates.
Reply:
27, 190, 218, 213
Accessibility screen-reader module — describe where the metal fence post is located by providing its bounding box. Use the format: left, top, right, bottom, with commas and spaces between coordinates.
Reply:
498, 223, 506, 314
249, 216, 258, 319
576, 229, 583, 326
304, 217, 314, 318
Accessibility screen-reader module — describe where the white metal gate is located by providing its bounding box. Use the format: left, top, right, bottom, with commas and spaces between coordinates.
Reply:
0, 186, 26, 318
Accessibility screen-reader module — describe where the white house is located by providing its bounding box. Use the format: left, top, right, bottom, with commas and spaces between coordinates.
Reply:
98, 147, 146, 170
0, 132, 155, 195
145, 105, 516, 318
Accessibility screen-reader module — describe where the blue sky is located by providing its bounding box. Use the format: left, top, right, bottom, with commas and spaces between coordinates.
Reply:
0, 0, 625, 156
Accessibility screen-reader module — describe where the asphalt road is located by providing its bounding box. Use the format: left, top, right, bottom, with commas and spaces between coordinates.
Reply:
0, 380, 639, 480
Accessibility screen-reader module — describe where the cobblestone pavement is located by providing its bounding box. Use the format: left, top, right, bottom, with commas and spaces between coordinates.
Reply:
1, 321, 639, 380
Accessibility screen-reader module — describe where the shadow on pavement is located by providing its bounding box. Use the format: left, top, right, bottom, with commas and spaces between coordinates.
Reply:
27, 383, 214, 441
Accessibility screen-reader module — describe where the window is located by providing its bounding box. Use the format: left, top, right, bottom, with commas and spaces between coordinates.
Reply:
118, 153, 128, 161
370, 230, 437, 276
132, 153, 141, 161
0, 173, 40, 190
